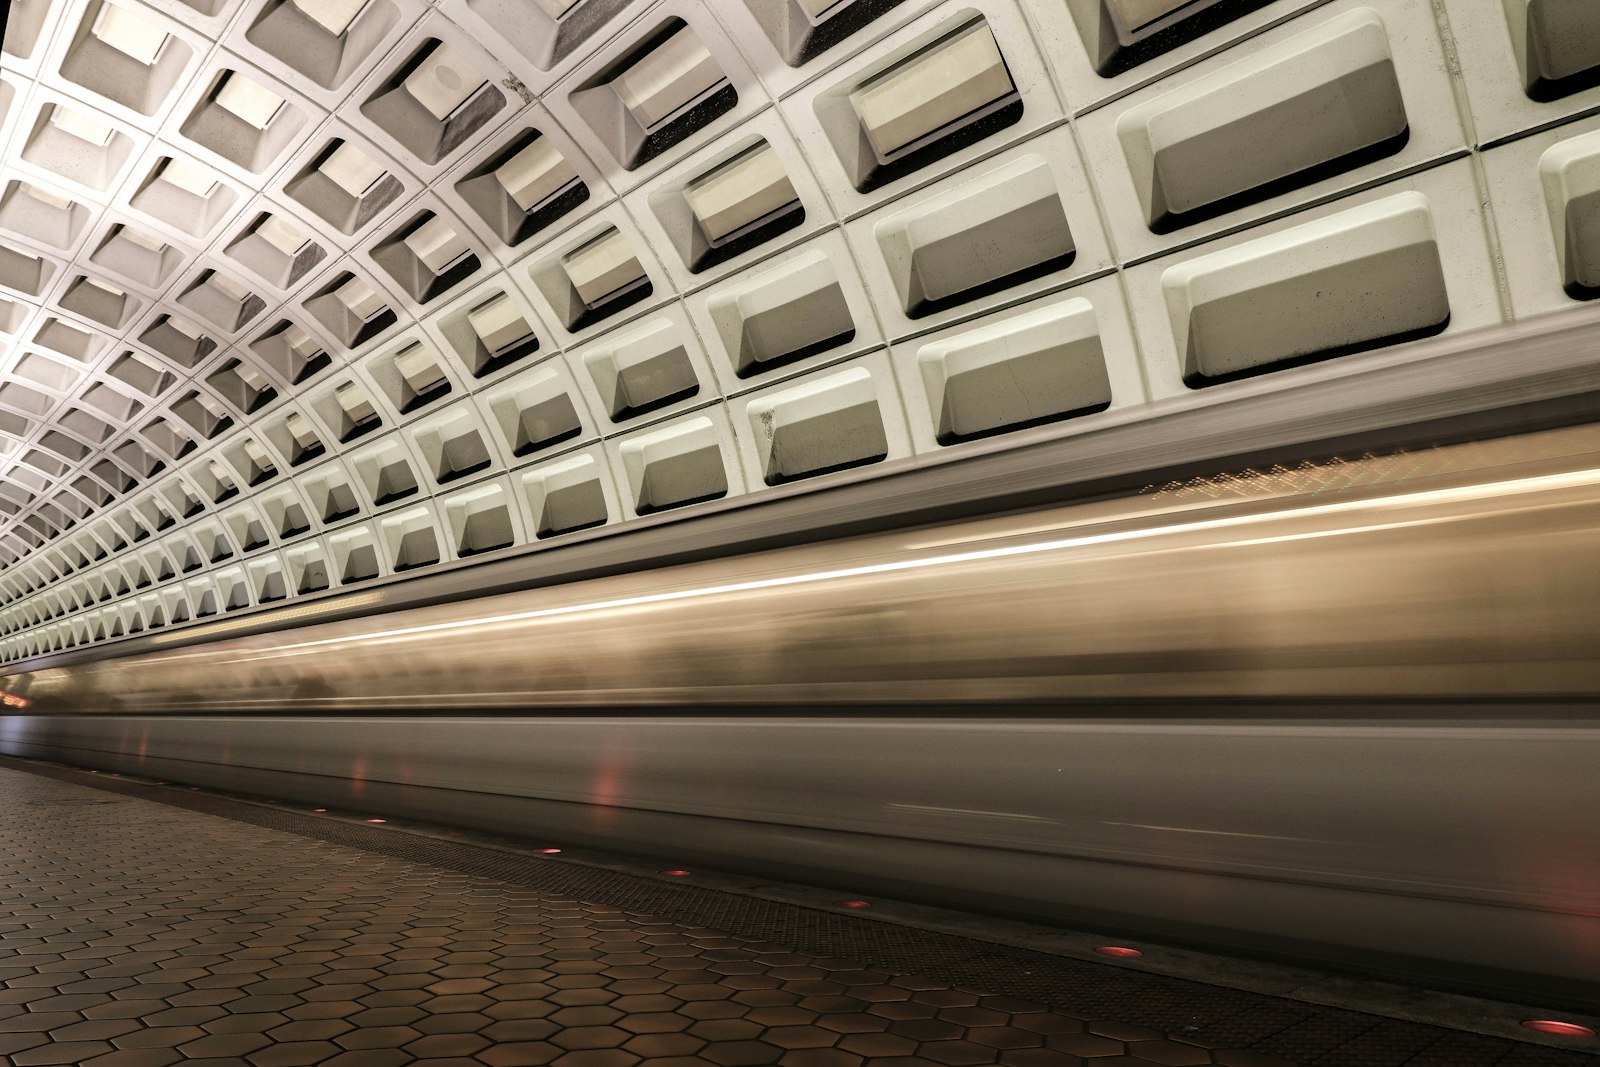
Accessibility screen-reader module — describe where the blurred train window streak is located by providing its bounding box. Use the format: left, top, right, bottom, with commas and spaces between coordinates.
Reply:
203, 443, 1600, 668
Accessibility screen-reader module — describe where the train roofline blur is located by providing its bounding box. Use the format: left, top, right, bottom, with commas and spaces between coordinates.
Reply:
8, 304, 1600, 677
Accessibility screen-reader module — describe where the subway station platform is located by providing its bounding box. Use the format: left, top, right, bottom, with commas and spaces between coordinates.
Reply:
0, 758, 1593, 1067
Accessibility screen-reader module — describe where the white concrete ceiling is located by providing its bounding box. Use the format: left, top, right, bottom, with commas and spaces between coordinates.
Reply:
2, 0, 1598, 663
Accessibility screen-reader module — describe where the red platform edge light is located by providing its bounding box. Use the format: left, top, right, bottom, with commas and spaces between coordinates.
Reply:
312, 808, 327, 813
536, 848, 562, 854
838, 900, 871, 908
1095, 946, 1144, 958
1522, 1020, 1597, 1039
366, 818, 387, 824
661, 869, 691, 877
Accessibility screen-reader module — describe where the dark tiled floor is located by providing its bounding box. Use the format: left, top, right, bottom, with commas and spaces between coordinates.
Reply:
0, 761, 1593, 1067
0, 766, 1274, 1067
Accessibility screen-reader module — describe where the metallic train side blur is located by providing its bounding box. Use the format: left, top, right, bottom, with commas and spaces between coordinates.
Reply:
4, 425, 1600, 1006
14, 425, 1600, 710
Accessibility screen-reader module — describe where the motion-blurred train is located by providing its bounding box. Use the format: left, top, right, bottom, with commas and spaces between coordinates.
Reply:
4, 330, 1600, 1011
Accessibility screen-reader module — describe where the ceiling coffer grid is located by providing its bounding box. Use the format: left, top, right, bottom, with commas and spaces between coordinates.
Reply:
2, 0, 1599, 662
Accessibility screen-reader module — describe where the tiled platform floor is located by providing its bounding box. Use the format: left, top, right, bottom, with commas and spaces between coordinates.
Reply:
0, 761, 1590, 1067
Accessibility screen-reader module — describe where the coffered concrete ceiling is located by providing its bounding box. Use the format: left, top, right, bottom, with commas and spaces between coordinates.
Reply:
1, 0, 1598, 663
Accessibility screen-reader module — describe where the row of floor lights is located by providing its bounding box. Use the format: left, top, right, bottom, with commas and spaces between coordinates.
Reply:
302, 806, 1597, 1045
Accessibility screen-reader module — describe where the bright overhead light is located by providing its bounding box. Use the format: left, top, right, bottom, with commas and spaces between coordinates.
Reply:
92, 4, 170, 65
393, 344, 445, 393
193, 393, 229, 420
1112, 0, 1196, 32
205, 271, 252, 303
794, 0, 847, 18
613, 26, 723, 130
466, 296, 531, 354
80, 278, 125, 300
335, 278, 386, 320
49, 106, 117, 148
233, 363, 270, 392
334, 382, 378, 423
292, 0, 370, 36
850, 24, 1014, 161
160, 157, 220, 198
22, 184, 74, 211
533, 0, 579, 20
320, 143, 386, 197
562, 229, 643, 306
242, 439, 274, 466
282, 324, 321, 358
120, 227, 168, 253
684, 143, 796, 243
496, 137, 577, 213
285, 413, 319, 449
255, 215, 309, 256
215, 73, 286, 130
403, 216, 470, 274
165, 314, 208, 340
404, 42, 488, 122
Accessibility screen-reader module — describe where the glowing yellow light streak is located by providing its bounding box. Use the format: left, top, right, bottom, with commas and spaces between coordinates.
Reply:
234, 465, 1600, 660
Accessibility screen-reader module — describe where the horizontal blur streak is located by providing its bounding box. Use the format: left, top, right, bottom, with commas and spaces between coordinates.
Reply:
12, 422, 1600, 711
5, 713, 1598, 1005
190, 463, 1600, 662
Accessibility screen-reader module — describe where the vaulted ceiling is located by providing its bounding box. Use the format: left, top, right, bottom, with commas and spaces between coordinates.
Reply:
2, 0, 1598, 665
